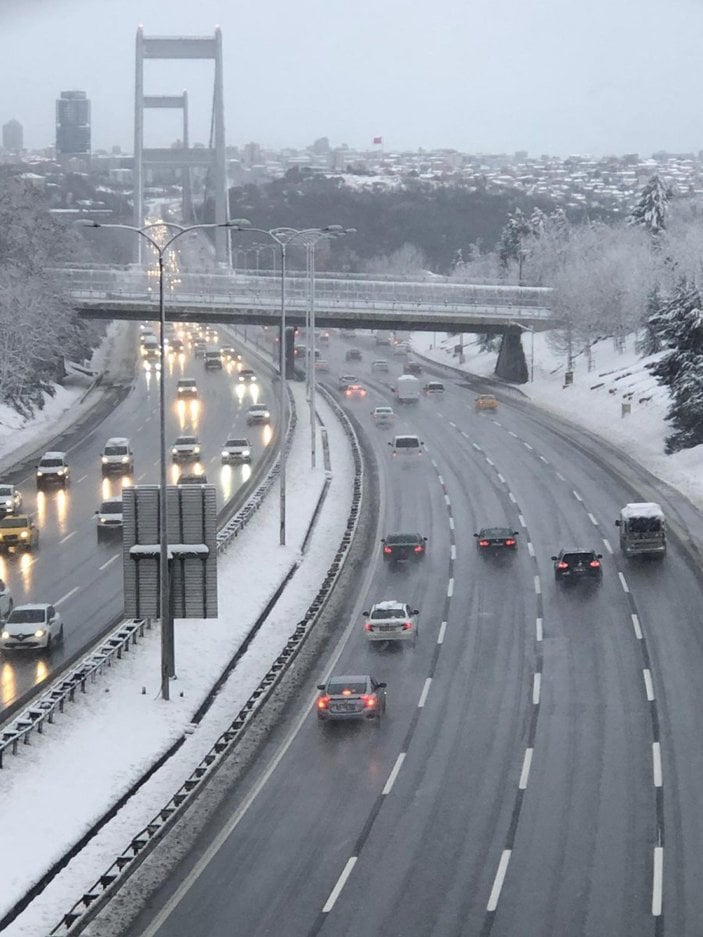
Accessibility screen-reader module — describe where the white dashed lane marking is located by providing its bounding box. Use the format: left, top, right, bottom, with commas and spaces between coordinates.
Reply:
519, 514, 527, 528
449, 517, 455, 531
588, 512, 598, 525
527, 542, 535, 557
572, 490, 583, 502
643, 669, 655, 701
56, 587, 79, 606
523, 442, 533, 451
536, 617, 543, 641
602, 538, 614, 554
509, 430, 518, 438
652, 742, 663, 787
486, 457, 494, 466
487, 850, 512, 912
631, 614, 643, 640
99, 554, 120, 571
497, 473, 506, 484
450, 544, 456, 560
618, 571, 630, 593
59, 531, 76, 544
532, 673, 541, 704
652, 847, 664, 917
382, 753, 406, 795
509, 492, 516, 503
447, 579, 454, 598
519, 748, 534, 789
437, 621, 447, 644
418, 678, 432, 709
534, 576, 541, 595
322, 857, 357, 913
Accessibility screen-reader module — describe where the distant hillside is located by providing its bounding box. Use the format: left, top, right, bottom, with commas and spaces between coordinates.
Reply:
225, 171, 558, 274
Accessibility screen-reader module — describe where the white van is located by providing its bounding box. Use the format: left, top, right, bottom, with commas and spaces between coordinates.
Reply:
101, 437, 134, 475
395, 375, 421, 404
389, 434, 424, 458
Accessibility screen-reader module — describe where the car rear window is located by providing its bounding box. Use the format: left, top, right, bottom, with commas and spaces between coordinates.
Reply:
482, 528, 512, 538
563, 552, 595, 564
394, 437, 420, 448
327, 681, 367, 695
371, 607, 404, 620
385, 534, 420, 545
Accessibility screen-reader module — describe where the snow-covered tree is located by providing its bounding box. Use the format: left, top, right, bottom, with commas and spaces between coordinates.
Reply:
628, 174, 671, 237
647, 282, 703, 452
498, 208, 532, 280
637, 284, 666, 355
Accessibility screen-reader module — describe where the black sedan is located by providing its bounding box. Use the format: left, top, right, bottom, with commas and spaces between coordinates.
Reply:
474, 527, 519, 554
316, 674, 387, 724
552, 549, 603, 584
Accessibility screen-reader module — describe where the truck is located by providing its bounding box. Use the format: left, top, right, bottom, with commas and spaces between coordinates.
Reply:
615, 502, 666, 558
395, 374, 421, 404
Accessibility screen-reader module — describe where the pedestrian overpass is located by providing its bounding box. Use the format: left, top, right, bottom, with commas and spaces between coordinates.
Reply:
55, 266, 560, 334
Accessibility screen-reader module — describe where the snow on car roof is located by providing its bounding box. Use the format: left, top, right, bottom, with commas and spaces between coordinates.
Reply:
621, 502, 664, 518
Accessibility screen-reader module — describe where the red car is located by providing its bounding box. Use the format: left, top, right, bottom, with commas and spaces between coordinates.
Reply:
344, 383, 367, 399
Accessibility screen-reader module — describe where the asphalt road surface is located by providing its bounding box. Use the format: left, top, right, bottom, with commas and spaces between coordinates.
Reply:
123, 331, 703, 936
0, 336, 278, 715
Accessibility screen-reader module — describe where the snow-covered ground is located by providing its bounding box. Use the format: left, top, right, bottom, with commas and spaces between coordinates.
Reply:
414, 330, 703, 510
3, 324, 702, 934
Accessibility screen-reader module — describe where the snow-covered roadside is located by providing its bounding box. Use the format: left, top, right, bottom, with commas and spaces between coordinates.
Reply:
413, 331, 703, 510
0, 321, 136, 476
1, 382, 355, 936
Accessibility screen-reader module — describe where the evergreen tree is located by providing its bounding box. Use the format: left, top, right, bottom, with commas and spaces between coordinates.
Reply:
628, 173, 671, 236
498, 208, 532, 279
637, 283, 666, 355
647, 282, 703, 452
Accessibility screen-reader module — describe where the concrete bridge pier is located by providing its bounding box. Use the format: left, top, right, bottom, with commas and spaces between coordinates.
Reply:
495, 327, 529, 383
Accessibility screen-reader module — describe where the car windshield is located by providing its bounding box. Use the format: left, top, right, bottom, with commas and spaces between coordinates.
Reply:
104, 446, 127, 456
327, 681, 367, 695
176, 437, 197, 445
376, 408, 393, 415
428, 383, 444, 390
371, 607, 404, 619
225, 439, 247, 447
179, 382, 196, 388
9, 608, 44, 624
0, 486, 12, 496
40, 459, 63, 468
100, 502, 122, 514
0, 517, 27, 528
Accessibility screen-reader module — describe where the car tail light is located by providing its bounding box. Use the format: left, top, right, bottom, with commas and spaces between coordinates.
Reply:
557, 561, 569, 569
361, 695, 377, 708
479, 539, 490, 547
414, 544, 423, 553
505, 539, 516, 546
364, 622, 373, 631
589, 560, 601, 568
317, 696, 329, 710
384, 546, 392, 554
402, 621, 412, 630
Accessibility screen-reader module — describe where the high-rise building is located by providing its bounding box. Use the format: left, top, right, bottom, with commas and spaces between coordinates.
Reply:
2, 119, 23, 152
56, 90, 91, 156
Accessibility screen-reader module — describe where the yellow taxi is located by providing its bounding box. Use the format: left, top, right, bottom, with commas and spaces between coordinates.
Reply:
475, 394, 498, 411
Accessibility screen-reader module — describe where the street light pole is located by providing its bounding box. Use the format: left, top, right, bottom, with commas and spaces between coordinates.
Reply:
79, 218, 231, 700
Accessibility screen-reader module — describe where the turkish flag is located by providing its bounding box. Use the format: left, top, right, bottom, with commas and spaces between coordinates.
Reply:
373, 136, 383, 145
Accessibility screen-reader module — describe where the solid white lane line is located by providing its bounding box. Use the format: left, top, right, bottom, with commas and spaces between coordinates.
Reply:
652, 847, 664, 916
532, 673, 541, 705
486, 457, 494, 466
603, 538, 614, 554
76, 474, 88, 484
519, 748, 534, 789
572, 489, 583, 502
437, 621, 447, 644
447, 578, 454, 597
56, 587, 79, 606
632, 613, 643, 639
643, 669, 655, 701
449, 517, 455, 530
437, 474, 444, 486
527, 541, 535, 557
509, 492, 516, 503
487, 850, 512, 912
519, 514, 527, 528
556, 471, 566, 481
618, 571, 630, 593
534, 575, 541, 595
523, 442, 533, 451
450, 544, 457, 560
322, 856, 357, 913
509, 430, 518, 438
652, 742, 663, 788
588, 512, 598, 525
383, 753, 407, 795
418, 678, 432, 708
497, 473, 506, 484
99, 554, 120, 571
59, 531, 77, 545
535, 617, 543, 641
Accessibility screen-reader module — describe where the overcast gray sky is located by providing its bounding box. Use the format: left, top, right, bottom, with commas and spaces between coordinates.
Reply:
3, 0, 703, 158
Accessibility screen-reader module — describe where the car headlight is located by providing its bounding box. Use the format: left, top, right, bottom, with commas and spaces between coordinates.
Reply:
193, 446, 200, 454
121, 456, 129, 463
37, 471, 43, 476
2, 500, 11, 507
172, 448, 178, 454
99, 517, 107, 523
57, 468, 66, 475
101, 456, 108, 463
242, 449, 250, 457
34, 629, 46, 638
20, 530, 28, 539
1, 631, 8, 639
221, 450, 229, 457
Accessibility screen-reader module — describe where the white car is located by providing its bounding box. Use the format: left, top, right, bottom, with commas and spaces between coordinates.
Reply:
36, 451, 70, 488
171, 436, 201, 463
0, 603, 64, 652
338, 374, 359, 390
371, 406, 395, 426
371, 359, 390, 373
95, 497, 123, 538
362, 601, 419, 645
0, 484, 22, 516
246, 405, 271, 425
221, 437, 252, 464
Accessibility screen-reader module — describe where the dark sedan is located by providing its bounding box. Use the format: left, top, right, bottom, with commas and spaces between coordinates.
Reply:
552, 549, 603, 584
475, 527, 519, 554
